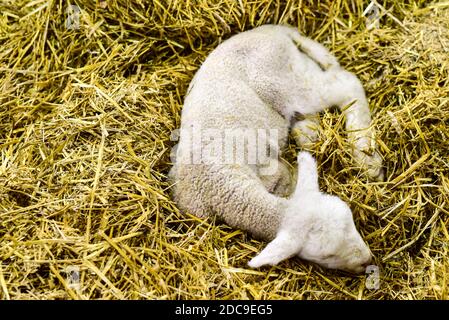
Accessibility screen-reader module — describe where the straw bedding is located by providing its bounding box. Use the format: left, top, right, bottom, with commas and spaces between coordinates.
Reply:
0, 0, 448, 299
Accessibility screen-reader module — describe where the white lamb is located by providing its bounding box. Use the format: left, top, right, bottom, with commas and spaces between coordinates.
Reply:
169, 24, 383, 273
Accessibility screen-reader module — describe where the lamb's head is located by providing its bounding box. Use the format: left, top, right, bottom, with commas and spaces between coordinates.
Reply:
248, 152, 372, 273
292, 193, 372, 273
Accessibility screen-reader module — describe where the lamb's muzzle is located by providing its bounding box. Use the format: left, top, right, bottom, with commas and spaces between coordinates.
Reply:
169, 24, 382, 273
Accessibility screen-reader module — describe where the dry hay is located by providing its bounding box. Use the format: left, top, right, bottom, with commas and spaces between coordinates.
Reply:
0, 0, 448, 300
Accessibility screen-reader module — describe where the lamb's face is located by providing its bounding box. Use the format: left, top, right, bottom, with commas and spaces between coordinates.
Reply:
298, 195, 372, 273
247, 151, 372, 274
247, 193, 372, 273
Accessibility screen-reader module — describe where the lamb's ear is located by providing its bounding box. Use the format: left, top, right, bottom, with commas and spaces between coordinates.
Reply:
248, 231, 300, 268
293, 151, 319, 196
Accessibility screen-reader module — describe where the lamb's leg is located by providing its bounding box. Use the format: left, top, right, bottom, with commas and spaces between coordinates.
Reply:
284, 28, 383, 180
319, 68, 384, 180
283, 26, 339, 71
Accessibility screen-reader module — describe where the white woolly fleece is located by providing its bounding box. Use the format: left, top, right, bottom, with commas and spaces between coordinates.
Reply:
170, 25, 381, 273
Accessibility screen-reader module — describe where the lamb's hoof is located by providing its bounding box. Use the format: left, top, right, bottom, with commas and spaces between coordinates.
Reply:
369, 166, 385, 182
355, 150, 384, 182
292, 118, 320, 148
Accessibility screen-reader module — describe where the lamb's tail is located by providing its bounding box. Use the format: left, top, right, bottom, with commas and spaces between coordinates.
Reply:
278, 25, 341, 71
